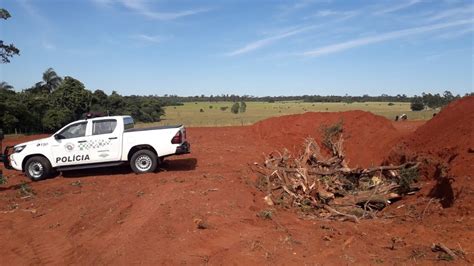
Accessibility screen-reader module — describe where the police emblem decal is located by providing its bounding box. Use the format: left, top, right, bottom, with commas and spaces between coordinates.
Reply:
65, 143, 75, 152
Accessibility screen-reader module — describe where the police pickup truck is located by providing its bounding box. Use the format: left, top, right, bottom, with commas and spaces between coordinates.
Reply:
2, 116, 190, 181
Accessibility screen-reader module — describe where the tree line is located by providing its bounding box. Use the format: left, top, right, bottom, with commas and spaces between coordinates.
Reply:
0, 68, 165, 134
2, 67, 468, 134
409, 91, 466, 111
153, 91, 470, 105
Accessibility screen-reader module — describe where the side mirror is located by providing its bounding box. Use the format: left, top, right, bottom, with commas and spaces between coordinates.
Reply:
54, 134, 64, 140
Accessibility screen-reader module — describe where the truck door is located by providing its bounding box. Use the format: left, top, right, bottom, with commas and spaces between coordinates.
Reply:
51, 121, 91, 167
86, 119, 122, 163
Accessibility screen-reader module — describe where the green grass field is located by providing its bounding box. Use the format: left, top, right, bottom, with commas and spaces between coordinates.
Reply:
137, 101, 437, 127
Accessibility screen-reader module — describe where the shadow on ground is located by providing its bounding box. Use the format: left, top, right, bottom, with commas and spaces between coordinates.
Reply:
61, 158, 198, 178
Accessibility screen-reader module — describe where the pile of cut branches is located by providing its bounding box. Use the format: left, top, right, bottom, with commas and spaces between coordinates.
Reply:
253, 123, 420, 222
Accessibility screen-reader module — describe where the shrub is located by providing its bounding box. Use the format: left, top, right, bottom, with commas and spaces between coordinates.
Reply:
220, 106, 228, 111
0, 174, 7, 185
19, 182, 35, 197
231, 102, 240, 114
388, 102, 395, 106
239, 101, 247, 113
199, 108, 204, 113
398, 167, 419, 194
257, 209, 273, 220
410, 97, 425, 111
42, 108, 73, 131
321, 120, 343, 150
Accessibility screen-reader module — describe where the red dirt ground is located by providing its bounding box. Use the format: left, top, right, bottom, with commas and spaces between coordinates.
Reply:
0, 98, 472, 264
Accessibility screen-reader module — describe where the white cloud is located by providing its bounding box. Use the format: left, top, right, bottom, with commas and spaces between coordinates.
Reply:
120, 0, 210, 20
18, 0, 50, 26
374, 0, 422, 15
304, 9, 359, 20
436, 27, 474, 39
277, 0, 332, 17
226, 25, 318, 56
302, 19, 473, 57
132, 34, 165, 43
42, 41, 56, 50
424, 5, 474, 22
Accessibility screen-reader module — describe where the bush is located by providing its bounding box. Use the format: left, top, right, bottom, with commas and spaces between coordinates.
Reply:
42, 108, 73, 131
321, 120, 343, 150
199, 108, 204, 113
209, 105, 213, 109
388, 102, 394, 106
239, 101, 247, 113
410, 97, 425, 111
398, 167, 419, 194
257, 209, 273, 220
231, 102, 240, 114
220, 106, 228, 111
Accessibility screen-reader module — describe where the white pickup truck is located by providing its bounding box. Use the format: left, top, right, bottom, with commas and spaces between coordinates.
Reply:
2, 115, 190, 181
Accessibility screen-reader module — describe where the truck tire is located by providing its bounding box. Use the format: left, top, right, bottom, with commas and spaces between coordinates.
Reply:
24, 156, 52, 181
130, 150, 158, 173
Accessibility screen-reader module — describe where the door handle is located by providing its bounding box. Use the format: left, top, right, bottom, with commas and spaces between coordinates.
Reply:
109, 137, 117, 140
78, 140, 87, 143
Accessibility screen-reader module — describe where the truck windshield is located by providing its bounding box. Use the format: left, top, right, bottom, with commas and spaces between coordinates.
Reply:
124, 117, 134, 130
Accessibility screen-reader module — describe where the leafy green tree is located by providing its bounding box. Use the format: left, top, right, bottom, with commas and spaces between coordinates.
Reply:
42, 68, 62, 92
107, 91, 126, 115
42, 108, 73, 131
442, 90, 455, 105
231, 102, 240, 114
239, 101, 247, 113
90, 89, 109, 115
0, 8, 20, 63
0, 81, 13, 91
2, 113, 19, 132
1, 95, 30, 133
22, 92, 51, 131
51, 76, 91, 120
410, 96, 425, 111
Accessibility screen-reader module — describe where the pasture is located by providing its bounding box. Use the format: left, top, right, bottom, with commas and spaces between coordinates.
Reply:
139, 101, 437, 127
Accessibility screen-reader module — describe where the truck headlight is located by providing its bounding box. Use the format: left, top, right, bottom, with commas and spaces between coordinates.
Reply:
13, 145, 26, 153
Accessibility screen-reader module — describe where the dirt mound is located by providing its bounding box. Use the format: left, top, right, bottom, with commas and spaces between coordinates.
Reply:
252, 111, 402, 168
388, 96, 474, 208
407, 96, 473, 177
389, 96, 473, 177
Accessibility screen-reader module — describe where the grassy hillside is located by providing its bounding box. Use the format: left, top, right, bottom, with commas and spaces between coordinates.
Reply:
137, 101, 437, 127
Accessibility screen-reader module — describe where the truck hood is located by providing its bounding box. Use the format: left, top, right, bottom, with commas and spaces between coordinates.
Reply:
14, 137, 51, 148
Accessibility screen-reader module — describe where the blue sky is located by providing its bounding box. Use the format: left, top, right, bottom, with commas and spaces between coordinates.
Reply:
1, 0, 473, 96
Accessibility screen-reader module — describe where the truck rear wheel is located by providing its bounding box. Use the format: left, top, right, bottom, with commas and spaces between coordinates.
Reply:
25, 156, 52, 181
130, 150, 158, 173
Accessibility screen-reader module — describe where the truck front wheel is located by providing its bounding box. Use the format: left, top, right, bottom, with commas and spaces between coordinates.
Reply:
24, 156, 52, 181
130, 150, 158, 173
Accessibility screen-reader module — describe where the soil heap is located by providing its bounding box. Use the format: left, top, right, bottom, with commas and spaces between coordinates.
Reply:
252, 110, 402, 168
388, 96, 474, 208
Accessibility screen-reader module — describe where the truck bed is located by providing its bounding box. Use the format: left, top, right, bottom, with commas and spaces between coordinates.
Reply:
124, 125, 182, 133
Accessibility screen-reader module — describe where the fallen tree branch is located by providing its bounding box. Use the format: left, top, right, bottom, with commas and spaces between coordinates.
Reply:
253, 129, 420, 222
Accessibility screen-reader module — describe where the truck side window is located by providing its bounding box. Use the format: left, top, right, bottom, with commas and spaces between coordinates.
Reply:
60, 122, 87, 139
93, 120, 117, 135
124, 117, 134, 130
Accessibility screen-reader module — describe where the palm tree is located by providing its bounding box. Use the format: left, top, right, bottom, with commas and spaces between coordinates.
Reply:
42, 67, 62, 92
0, 81, 13, 91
